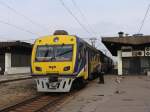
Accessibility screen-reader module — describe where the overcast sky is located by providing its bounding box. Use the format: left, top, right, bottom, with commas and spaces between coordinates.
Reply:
0, 0, 150, 57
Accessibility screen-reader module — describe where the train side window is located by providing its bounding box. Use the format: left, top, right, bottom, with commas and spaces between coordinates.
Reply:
96, 54, 98, 61
92, 53, 94, 61
95, 55, 97, 61
78, 43, 83, 60
91, 52, 92, 61
91, 52, 93, 61
97, 54, 100, 62
94, 53, 96, 61
91, 51, 94, 61
78, 45, 84, 60
89, 50, 91, 61
96, 54, 98, 60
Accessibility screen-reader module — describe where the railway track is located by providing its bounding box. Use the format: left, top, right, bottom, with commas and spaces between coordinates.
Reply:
0, 93, 65, 112
0, 76, 33, 84
0, 78, 88, 112
0, 92, 77, 112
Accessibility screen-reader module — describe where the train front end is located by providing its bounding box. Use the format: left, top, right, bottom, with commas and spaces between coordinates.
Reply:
31, 34, 77, 92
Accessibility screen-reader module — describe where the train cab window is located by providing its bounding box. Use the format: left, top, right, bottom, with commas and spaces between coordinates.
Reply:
55, 45, 73, 61
36, 45, 73, 62
36, 46, 53, 62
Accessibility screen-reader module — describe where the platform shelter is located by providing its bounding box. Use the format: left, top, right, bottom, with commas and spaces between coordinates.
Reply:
102, 33, 150, 75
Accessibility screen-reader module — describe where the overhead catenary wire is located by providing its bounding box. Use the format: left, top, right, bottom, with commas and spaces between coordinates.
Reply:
71, 0, 96, 35
84, 37, 108, 54
0, 19, 40, 36
59, 0, 92, 36
0, 0, 50, 32
138, 4, 150, 34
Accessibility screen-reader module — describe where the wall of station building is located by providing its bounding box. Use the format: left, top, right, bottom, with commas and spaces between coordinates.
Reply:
0, 52, 31, 75
117, 47, 150, 75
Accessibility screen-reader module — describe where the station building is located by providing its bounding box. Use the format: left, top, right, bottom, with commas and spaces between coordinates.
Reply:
102, 33, 150, 75
0, 41, 32, 75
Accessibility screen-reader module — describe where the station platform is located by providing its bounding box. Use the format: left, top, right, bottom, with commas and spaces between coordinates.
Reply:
0, 74, 32, 83
56, 75, 150, 112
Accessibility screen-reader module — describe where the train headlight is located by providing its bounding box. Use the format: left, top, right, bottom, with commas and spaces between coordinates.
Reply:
63, 66, 70, 71
53, 37, 59, 42
35, 67, 42, 71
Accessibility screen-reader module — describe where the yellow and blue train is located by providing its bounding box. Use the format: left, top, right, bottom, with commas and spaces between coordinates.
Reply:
31, 30, 113, 92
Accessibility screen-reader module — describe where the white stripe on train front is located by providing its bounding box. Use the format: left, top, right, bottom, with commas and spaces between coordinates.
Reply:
35, 78, 74, 92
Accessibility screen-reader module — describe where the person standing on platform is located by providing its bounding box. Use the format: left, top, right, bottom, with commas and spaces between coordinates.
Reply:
98, 63, 105, 84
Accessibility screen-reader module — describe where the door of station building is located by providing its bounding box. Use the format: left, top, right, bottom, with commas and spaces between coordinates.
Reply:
123, 57, 141, 75
0, 54, 5, 74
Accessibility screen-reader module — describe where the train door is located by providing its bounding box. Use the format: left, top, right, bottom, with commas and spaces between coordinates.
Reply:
84, 48, 89, 79
86, 49, 88, 71
88, 49, 94, 80
77, 43, 84, 71
77, 43, 89, 79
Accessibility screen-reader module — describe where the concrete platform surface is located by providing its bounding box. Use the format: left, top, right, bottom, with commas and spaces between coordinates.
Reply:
57, 75, 150, 112
0, 74, 32, 83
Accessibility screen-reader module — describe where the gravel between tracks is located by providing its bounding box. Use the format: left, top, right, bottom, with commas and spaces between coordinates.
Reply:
0, 79, 39, 109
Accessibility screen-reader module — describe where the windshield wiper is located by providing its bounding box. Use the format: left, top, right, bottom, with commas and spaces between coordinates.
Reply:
44, 49, 50, 57
50, 56, 56, 61
56, 49, 72, 57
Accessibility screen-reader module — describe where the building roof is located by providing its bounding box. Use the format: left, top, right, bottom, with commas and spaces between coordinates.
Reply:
0, 41, 33, 53
102, 35, 150, 56
0, 41, 32, 48
102, 35, 150, 45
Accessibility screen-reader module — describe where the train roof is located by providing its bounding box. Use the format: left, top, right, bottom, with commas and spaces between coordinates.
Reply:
75, 36, 99, 52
